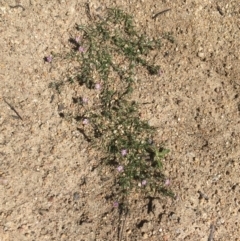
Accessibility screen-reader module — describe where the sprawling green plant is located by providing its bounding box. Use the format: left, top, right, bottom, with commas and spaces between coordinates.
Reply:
50, 8, 174, 199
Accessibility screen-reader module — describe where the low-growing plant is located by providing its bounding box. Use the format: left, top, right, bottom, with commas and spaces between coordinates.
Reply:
50, 8, 174, 202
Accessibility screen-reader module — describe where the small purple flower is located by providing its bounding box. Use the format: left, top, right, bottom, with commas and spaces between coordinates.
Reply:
78, 46, 84, 53
75, 36, 81, 43
117, 165, 124, 172
158, 69, 164, 76
45, 55, 52, 63
141, 180, 147, 186
164, 179, 170, 186
82, 118, 89, 125
82, 97, 88, 104
121, 149, 127, 156
95, 83, 101, 90
113, 202, 119, 208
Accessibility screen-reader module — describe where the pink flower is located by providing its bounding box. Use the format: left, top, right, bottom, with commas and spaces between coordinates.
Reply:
121, 149, 127, 156
95, 83, 101, 90
164, 179, 170, 186
158, 69, 164, 76
83, 118, 89, 125
117, 166, 124, 172
78, 46, 84, 53
82, 97, 88, 104
141, 180, 147, 186
75, 36, 81, 43
113, 202, 119, 208
45, 55, 52, 63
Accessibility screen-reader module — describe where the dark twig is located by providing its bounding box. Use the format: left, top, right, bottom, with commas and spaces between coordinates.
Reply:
84, 2, 92, 20
118, 201, 129, 241
198, 190, 209, 201
208, 223, 215, 241
9, 5, 25, 11
3, 98, 23, 120
152, 9, 171, 19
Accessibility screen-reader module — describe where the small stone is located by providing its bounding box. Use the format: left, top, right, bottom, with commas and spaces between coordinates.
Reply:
0, 177, 8, 185
142, 233, 148, 239
73, 192, 80, 200
61, 233, 67, 238
198, 52, 205, 58
66, 6, 75, 15
141, 221, 153, 232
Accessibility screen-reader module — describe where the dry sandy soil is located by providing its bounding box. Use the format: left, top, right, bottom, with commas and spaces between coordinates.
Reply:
0, 0, 239, 240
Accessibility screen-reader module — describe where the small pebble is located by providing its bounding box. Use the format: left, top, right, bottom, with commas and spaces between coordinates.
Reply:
0, 177, 8, 185
73, 192, 80, 200
142, 233, 148, 239
198, 52, 205, 58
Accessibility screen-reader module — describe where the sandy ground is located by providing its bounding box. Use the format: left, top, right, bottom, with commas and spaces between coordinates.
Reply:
0, 0, 239, 240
